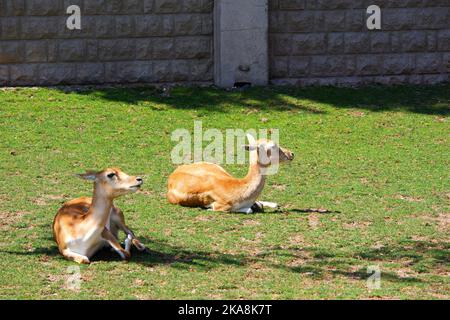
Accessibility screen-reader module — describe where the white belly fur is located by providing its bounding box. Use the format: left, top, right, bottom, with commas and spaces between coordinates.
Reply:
66, 228, 106, 258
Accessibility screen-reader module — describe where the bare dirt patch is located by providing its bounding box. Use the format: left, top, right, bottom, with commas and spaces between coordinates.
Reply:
32, 198, 48, 206
289, 234, 305, 246
394, 194, 424, 202
421, 212, 450, 233
32, 194, 69, 206
429, 212, 450, 232
242, 219, 261, 227
436, 212, 450, 232
195, 215, 215, 222
343, 221, 372, 230
348, 111, 365, 117
308, 214, 320, 230
45, 194, 68, 201
0, 211, 29, 229
271, 183, 286, 191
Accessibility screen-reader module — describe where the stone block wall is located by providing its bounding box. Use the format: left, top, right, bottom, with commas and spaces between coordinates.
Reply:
269, 0, 450, 86
0, 0, 214, 86
0, 0, 449, 87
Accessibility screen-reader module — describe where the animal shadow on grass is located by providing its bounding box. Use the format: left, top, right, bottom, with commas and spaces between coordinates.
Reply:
0, 235, 247, 268
1, 237, 446, 284
286, 208, 342, 214
128, 238, 247, 270
226, 206, 341, 215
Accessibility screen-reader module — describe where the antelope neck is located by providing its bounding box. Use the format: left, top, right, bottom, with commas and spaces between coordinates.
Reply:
241, 150, 266, 200
88, 183, 114, 227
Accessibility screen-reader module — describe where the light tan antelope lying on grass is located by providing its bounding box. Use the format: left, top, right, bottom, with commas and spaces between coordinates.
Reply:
53, 168, 147, 264
167, 134, 294, 214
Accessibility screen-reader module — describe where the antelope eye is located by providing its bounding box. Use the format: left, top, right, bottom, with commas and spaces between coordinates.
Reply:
107, 173, 116, 179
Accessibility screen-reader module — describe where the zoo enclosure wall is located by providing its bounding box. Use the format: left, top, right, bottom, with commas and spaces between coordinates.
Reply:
0, 0, 449, 87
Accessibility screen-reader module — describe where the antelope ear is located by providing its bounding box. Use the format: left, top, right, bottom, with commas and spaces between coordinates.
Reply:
246, 133, 256, 144
76, 171, 98, 181
245, 133, 258, 151
243, 145, 257, 151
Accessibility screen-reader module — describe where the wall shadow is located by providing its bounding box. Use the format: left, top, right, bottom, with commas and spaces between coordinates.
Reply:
54, 84, 450, 115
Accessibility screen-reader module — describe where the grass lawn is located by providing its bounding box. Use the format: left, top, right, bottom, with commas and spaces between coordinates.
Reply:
0, 84, 448, 300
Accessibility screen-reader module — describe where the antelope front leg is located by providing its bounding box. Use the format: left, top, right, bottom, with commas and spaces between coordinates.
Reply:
123, 228, 147, 252
208, 202, 235, 213
207, 202, 253, 214
101, 228, 130, 261
62, 249, 90, 264
111, 208, 147, 252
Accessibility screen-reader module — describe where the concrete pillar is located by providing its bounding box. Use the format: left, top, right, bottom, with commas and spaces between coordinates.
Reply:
214, 0, 269, 88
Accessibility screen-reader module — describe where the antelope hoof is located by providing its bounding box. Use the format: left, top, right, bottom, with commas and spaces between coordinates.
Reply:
132, 239, 147, 251
117, 249, 131, 261
252, 202, 264, 213
122, 250, 131, 261
75, 257, 90, 264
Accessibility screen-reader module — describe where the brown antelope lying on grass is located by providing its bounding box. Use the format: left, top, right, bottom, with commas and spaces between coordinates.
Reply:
53, 168, 147, 264
167, 134, 294, 214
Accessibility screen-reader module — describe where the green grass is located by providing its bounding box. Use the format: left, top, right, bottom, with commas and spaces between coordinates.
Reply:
0, 84, 448, 300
